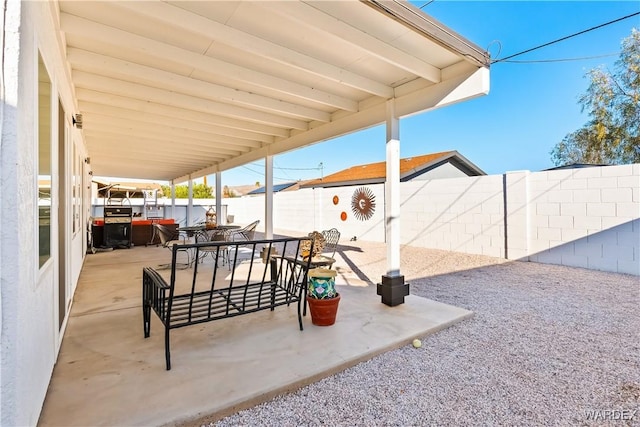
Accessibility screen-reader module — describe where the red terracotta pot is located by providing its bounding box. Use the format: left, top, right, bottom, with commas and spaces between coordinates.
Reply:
306, 294, 340, 326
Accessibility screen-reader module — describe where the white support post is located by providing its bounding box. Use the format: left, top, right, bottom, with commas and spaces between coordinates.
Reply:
265, 155, 273, 239
215, 172, 222, 225
377, 99, 409, 306
316, 187, 323, 231
170, 182, 176, 221
386, 102, 400, 277
187, 176, 193, 226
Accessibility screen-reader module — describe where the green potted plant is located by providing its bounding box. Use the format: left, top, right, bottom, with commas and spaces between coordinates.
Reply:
306, 268, 340, 326
302, 232, 340, 326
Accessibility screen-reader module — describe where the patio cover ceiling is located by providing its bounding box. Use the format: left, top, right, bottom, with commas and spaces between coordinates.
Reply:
56, 0, 490, 183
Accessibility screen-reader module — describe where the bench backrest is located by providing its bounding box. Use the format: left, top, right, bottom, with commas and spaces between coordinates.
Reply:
148, 237, 313, 328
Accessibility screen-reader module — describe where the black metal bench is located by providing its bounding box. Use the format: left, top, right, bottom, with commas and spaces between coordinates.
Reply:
142, 237, 313, 370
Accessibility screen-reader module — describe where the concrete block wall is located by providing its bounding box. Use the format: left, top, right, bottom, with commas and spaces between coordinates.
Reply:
318, 185, 386, 242
223, 196, 266, 230
527, 164, 639, 275
225, 185, 386, 242
272, 189, 317, 232
401, 175, 505, 257
504, 171, 530, 260
214, 164, 639, 275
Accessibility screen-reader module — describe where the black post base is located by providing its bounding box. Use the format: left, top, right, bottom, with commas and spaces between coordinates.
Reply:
377, 275, 410, 306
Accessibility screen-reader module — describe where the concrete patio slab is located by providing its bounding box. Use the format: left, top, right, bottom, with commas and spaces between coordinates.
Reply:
38, 243, 472, 427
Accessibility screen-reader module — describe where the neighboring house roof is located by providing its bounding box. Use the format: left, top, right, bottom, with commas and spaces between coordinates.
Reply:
245, 179, 317, 195
544, 163, 609, 171
94, 179, 163, 192
225, 185, 260, 197
94, 179, 163, 199
301, 151, 485, 188
247, 182, 297, 195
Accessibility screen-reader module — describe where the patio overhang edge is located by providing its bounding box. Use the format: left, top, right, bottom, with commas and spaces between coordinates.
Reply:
363, 0, 491, 68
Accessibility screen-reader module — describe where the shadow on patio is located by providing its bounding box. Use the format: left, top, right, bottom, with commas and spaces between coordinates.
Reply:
38, 236, 472, 427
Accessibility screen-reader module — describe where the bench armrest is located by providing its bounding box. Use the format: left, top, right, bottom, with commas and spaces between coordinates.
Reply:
143, 267, 169, 289
143, 267, 170, 322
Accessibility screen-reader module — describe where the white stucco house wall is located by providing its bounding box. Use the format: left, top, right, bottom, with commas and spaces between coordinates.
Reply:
1, 2, 90, 425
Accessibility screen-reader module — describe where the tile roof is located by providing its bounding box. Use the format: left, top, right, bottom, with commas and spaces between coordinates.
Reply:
302, 150, 482, 188
543, 163, 610, 171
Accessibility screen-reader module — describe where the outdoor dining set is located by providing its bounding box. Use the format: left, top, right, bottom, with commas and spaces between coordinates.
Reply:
152, 220, 340, 271
152, 220, 259, 269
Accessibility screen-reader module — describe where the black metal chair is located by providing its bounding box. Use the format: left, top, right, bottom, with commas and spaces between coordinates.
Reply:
227, 220, 260, 268
154, 224, 194, 269
321, 228, 340, 259
196, 229, 229, 267
229, 220, 260, 242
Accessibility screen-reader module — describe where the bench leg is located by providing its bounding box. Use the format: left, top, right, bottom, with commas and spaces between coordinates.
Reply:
165, 326, 171, 370
298, 298, 304, 331
142, 275, 151, 338
143, 302, 151, 338
270, 283, 276, 311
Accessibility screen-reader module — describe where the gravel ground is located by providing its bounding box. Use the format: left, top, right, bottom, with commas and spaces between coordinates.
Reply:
207, 241, 640, 427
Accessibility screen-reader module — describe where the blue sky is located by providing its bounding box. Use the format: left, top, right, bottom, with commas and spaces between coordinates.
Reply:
218, 1, 639, 187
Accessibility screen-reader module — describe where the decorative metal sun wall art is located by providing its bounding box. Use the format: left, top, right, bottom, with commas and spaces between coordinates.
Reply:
351, 187, 376, 221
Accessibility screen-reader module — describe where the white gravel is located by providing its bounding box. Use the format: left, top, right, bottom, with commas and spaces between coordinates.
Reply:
206, 241, 640, 427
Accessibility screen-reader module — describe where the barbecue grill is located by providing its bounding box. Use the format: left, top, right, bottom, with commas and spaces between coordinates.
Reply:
104, 206, 133, 248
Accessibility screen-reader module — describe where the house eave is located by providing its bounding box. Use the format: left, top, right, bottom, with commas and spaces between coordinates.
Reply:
362, 0, 490, 68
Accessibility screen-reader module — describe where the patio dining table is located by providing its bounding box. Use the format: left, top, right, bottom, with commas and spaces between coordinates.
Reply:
178, 224, 243, 267
178, 224, 242, 245
204, 225, 241, 240
176, 225, 205, 237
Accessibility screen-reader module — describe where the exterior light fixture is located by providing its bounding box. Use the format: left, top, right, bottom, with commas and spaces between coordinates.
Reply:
72, 113, 83, 129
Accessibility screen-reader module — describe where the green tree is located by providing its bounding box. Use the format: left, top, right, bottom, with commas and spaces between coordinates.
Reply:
159, 183, 213, 198
551, 29, 639, 166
